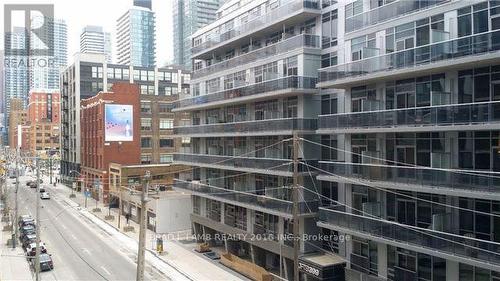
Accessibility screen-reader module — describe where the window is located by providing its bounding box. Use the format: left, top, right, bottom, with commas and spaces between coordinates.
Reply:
141, 118, 151, 131
107, 68, 114, 79
321, 95, 338, 115
283, 97, 298, 118
141, 137, 152, 148
141, 102, 151, 113
321, 52, 338, 68
345, 0, 363, 19
322, 10, 338, 48
159, 138, 174, 148
283, 57, 298, 77
91, 66, 103, 78
140, 85, 155, 95
159, 119, 174, 129
158, 103, 173, 113
160, 154, 173, 163
141, 154, 151, 164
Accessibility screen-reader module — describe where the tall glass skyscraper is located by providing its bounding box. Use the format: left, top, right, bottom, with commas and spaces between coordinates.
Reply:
116, 6, 156, 67
172, 0, 222, 69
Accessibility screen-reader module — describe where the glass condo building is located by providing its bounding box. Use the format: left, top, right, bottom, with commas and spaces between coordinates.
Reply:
173, 0, 500, 280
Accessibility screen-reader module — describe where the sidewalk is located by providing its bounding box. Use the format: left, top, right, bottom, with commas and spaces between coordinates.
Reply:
51, 179, 247, 281
0, 214, 33, 280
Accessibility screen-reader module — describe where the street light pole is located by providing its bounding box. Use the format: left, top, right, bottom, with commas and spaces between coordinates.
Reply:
35, 158, 41, 281
136, 171, 150, 281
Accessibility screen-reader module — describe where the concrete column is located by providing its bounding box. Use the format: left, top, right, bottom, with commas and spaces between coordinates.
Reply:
377, 243, 388, 279
446, 259, 459, 281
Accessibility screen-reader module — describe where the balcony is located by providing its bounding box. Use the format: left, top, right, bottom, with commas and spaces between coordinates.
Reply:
174, 179, 318, 218
191, 0, 320, 58
174, 153, 293, 176
173, 76, 318, 111
192, 34, 320, 80
318, 207, 500, 272
345, 0, 449, 33
318, 161, 500, 199
318, 30, 500, 88
317, 101, 500, 134
174, 118, 317, 137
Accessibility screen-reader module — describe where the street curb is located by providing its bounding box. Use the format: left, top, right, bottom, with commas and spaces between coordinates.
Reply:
65, 195, 195, 281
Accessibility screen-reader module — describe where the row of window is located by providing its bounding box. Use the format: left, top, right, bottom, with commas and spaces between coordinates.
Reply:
140, 118, 174, 130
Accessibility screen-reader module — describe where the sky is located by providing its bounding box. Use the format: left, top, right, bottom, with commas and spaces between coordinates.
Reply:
0, 0, 174, 66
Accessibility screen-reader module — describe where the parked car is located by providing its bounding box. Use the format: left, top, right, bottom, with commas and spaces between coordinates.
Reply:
29, 182, 37, 189
39, 187, 46, 193
19, 218, 35, 228
40, 192, 50, 200
26, 242, 47, 256
26, 181, 34, 186
20, 224, 36, 235
21, 234, 37, 248
38, 253, 54, 271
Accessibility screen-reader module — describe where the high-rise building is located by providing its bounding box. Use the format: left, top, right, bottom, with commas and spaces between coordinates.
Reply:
134, 0, 152, 9
60, 53, 190, 184
173, 0, 327, 279
173, 0, 500, 280
29, 16, 67, 91
116, 6, 156, 67
4, 27, 29, 137
3, 16, 67, 142
172, 0, 222, 69
80, 25, 112, 63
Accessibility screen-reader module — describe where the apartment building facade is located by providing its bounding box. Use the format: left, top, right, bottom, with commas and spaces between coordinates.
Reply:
173, 0, 500, 280
316, 0, 500, 281
60, 53, 190, 184
172, 0, 345, 279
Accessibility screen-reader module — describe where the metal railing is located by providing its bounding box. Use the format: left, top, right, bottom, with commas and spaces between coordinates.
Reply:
318, 101, 500, 131
319, 30, 500, 84
319, 161, 500, 194
173, 153, 293, 172
175, 76, 317, 109
174, 179, 318, 215
191, 0, 320, 55
174, 118, 317, 135
192, 34, 320, 79
345, 0, 449, 33
318, 206, 500, 266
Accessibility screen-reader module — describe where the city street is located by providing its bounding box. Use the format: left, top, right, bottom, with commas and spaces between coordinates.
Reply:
10, 173, 168, 281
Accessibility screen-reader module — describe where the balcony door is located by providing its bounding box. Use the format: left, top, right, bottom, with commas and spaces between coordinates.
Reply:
396, 146, 415, 179
397, 199, 416, 226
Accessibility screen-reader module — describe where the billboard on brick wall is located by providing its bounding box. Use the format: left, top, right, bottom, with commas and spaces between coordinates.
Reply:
104, 104, 133, 142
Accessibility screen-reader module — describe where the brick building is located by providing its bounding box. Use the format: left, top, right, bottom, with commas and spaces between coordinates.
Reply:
25, 91, 61, 154
27, 91, 60, 123
8, 98, 27, 148
80, 83, 141, 201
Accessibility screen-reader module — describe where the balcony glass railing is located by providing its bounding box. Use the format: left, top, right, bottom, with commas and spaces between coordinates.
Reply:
193, 34, 320, 79
345, 0, 449, 33
174, 153, 293, 172
175, 76, 317, 109
174, 179, 318, 215
191, 0, 320, 55
174, 118, 317, 135
319, 30, 500, 84
319, 207, 500, 267
318, 101, 500, 131
319, 161, 500, 194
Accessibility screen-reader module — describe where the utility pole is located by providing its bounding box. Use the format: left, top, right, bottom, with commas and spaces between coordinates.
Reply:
13, 146, 20, 248
136, 171, 150, 281
49, 156, 52, 184
35, 158, 41, 281
292, 133, 300, 281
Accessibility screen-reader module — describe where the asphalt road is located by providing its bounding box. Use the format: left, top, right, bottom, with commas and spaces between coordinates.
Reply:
12, 173, 168, 281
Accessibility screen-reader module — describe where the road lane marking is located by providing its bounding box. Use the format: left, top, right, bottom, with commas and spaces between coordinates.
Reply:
100, 266, 112, 275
